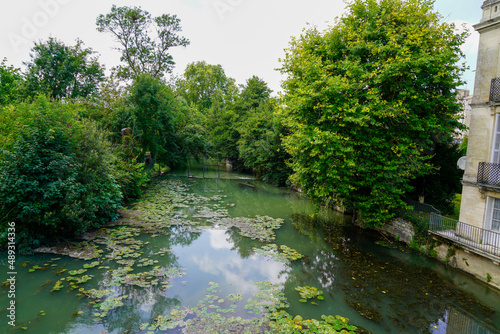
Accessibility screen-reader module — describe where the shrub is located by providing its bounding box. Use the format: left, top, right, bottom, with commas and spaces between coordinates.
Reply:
0, 97, 121, 251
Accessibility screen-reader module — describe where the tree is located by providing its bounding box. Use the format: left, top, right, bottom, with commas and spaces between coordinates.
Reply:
176, 61, 238, 160
96, 5, 189, 79
0, 59, 24, 105
176, 61, 237, 113
279, 0, 467, 226
128, 74, 179, 165
0, 97, 121, 250
24, 38, 105, 100
238, 100, 292, 186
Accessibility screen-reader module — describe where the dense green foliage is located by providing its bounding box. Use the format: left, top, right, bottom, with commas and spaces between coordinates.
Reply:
24, 38, 105, 100
0, 59, 24, 105
0, 1, 468, 251
176, 67, 291, 185
279, 0, 466, 226
0, 98, 121, 251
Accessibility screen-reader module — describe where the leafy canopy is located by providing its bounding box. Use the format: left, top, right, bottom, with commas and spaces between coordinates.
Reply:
279, 0, 466, 226
96, 5, 190, 79
24, 37, 105, 100
0, 58, 24, 106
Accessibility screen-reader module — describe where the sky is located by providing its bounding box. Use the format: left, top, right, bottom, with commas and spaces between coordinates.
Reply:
0, 0, 482, 95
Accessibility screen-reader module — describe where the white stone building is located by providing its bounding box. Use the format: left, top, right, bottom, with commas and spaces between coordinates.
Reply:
459, 0, 500, 238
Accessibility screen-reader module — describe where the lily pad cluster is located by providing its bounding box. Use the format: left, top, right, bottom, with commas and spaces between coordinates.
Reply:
295, 286, 325, 305
214, 216, 284, 242
253, 244, 304, 263
129, 179, 284, 241
25, 178, 326, 330
138, 281, 356, 333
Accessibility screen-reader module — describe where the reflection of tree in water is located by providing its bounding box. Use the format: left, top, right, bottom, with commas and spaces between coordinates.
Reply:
169, 225, 202, 247
87, 225, 201, 333
291, 213, 498, 333
100, 288, 182, 333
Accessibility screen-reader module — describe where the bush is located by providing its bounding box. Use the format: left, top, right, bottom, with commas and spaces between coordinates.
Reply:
0, 97, 121, 251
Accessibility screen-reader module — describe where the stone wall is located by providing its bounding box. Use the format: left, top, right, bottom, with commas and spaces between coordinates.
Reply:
377, 218, 415, 244
379, 218, 500, 291
432, 236, 500, 291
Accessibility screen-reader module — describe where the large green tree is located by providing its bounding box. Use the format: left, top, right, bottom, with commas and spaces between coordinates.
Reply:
0, 59, 24, 105
128, 74, 179, 165
24, 38, 105, 100
238, 99, 292, 186
96, 5, 189, 79
176, 61, 238, 160
279, 0, 466, 226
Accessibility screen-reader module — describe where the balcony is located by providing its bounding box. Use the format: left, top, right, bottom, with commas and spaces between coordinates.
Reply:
429, 213, 500, 260
477, 162, 500, 189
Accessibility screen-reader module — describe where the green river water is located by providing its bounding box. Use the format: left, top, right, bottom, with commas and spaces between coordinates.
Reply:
1, 174, 500, 333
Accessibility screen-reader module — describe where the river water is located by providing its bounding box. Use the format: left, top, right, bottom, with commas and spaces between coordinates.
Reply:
1, 176, 499, 333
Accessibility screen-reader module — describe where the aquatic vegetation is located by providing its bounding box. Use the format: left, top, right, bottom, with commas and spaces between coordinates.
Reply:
83, 261, 100, 268
268, 312, 357, 334
50, 280, 64, 292
137, 281, 356, 333
68, 269, 87, 275
93, 294, 129, 320
295, 285, 324, 301
214, 216, 284, 242
29, 265, 42, 272
253, 244, 304, 263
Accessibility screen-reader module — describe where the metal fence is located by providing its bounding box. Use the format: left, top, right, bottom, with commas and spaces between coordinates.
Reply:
429, 213, 500, 257
404, 199, 441, 215
477, 162, 500, 186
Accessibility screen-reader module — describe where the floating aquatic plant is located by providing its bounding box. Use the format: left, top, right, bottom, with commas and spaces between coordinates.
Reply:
68, 269, 87, 275
50, 280, 64, 292
83, 261, 100, 269
253, 244, 304, 263
295, 286, 325, 304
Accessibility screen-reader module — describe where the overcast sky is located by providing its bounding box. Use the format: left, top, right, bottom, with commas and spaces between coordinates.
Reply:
0, 0, 482, 95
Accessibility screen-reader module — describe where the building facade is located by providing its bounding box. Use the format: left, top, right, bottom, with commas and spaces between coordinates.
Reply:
459, 0, 500, 236
455, 89, 472, 141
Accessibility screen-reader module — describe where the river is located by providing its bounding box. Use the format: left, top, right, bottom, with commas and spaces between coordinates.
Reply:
1, 175, 499, 333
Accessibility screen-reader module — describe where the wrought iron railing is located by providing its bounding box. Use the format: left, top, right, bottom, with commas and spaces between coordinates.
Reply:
404, 199, 441, 215
477, 162, 500, 187
429, 213, 500, 257
490, 78, 500, 102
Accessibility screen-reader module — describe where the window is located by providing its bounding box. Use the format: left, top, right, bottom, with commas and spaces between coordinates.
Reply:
492, 199, 500, 232
485, 197, 500, 232
490, 78, 500, 102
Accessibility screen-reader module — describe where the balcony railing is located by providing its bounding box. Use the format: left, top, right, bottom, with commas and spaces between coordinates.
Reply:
429, 213, 500, 258
477, 162, 500, 187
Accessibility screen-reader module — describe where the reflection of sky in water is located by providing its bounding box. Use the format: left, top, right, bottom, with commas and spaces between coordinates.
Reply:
169, 228, 288, 308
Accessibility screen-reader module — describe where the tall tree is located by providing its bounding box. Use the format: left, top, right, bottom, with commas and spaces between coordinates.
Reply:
176, 61, 238, 160
128, 74, 179, 165
176, 61, 237, 113
279, 0, 467, 226
24, 38, 105, 100
0, 59, 24, 105
96, 5, 189, 79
